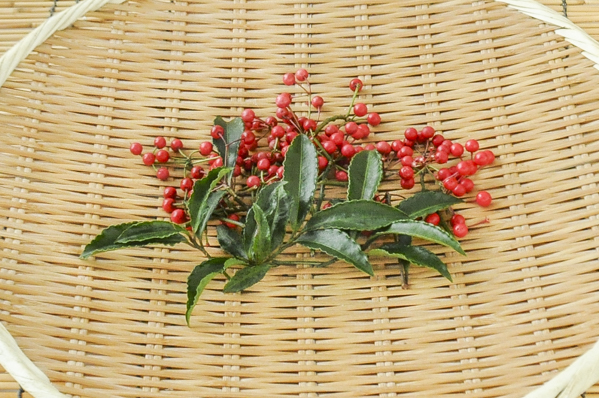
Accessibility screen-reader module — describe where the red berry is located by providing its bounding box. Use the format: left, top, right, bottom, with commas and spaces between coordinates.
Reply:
271, 125, 286, 139
318, 156, 329, 170
353, 103, 368, 117
210, 157, 224, 168
156, 149, 170, 163
476, 191, 492, 207
130, 142, 143, 155
257, 158, 271, 171
322, 140, 337, 154
425, 213, 440, 226
453, 223, 468, 238
451, 214, 466, 226
162, 198, 176, 213
311, 96, 324, 109
450, 143, 464, 157
443, 177, 459, 191
482, 150, 495, 164
465, 139, 479, 152
434, 150, 449, 164
156, 167, 169, 181
170, 138, 183, 151
400, 178, 415, 189
404, 127, 418, 141
363, 143, 376, 151
276, 92, 292, 108
163, 186, 177, 199
286, 131, 298, 143
142, 153, 156, 166
223, 213, 240, 229
190, 165, 205, 179
420, 126, 435, 139
436, 168, 451, 181
349, 78, 363, 92
322, 202, 332, 210
302, 118, 317, 132
295, 68, 309, 82
456, 160, 476, 176
401, 155, 414, 167
170, 208, 186, 224
459, 178, 474, 193
324, 125, 339, 136
398, 146, 413, 158
335, 170, 348, 182
180, 178, 193, 191
211, 125, 224, 139
367, 112, 381, 126
154, 136, 166, 149
431, 134, 445, 147
283, 72, 295, 86
199, 142, 213, 156
330, 132, 345, 146
452, 184, 466, 197
340, 144, 356, 158
376, 141, 392, 155
276, 166, 284, 179
276, 107, 291, 120
399, 165, 414, 179
247, 175, 261, 188
344, 122, 358, 135
353, 124, 370, 140
391, 140, 403, 152
241, 109, 255, 123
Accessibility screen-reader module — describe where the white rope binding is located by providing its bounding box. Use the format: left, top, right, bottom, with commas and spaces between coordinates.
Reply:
0, 0, 126, 88
1, 0, 599, 397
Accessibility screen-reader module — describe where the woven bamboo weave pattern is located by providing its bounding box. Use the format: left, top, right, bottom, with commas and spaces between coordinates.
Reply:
1, 0, 599, 397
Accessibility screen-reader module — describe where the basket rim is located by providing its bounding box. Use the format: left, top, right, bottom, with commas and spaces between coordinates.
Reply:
1, 1, 599, 397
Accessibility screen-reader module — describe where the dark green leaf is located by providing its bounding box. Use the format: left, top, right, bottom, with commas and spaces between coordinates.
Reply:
188, 167, 231, 234
347, 150, 383, 201
242, 207, 256, 255
305, 200, 408, 232
213, 116, 245, 171
81, 222, 186, 259
249, 204, 271, 264
194, 190, 227, 237
216, 225, 247, 260
283, 134, 318, 231
256, 182, 290, 249
186, 257, 231, 325
397, 191, 462, 219
296, 229, 374, 276
116, 221, 185, 244
223, 263, 272, 293
379, 220, 465, 255
370, 243, 453, 282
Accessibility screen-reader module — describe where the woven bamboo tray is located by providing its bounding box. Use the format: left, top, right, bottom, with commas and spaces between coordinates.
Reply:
1, 0, 599, 397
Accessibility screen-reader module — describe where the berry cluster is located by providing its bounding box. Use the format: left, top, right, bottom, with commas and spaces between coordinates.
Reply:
129, 68, 494, 239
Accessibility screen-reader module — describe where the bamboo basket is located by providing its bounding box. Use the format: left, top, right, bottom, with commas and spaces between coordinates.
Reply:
1, 0, 599, 397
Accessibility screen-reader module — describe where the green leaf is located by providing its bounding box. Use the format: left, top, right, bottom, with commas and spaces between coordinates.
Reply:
370, 243, 453, 282
81, 222, 186, 259
116, 221, 186, 244
223, 263, 272, 293
397, 190, 463, 219
188, 167, 231, 234
305, 200, 408, 232
213, 116, 245, 171
282, 134, 318, 231
256, 182, 290, 249
186, 257, 231, 325
248, 204, 271, 264
296, 229, 374, 276
216, 225, 247, 260
379, 220, 465, 255
347, 150, 383, 201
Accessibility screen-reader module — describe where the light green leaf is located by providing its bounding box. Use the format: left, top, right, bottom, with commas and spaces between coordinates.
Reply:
223, 263, 272, 293
397, 190, 462, 219
212, 116, 245, 172
348, 150, 383, 201
256, 182, 290, 250
283, 134, 318, 231
249, 204, 271, 264
305, 200, 408, 232
296, 229, 374, 276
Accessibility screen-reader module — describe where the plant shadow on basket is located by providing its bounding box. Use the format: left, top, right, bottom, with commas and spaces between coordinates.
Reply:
1, 0, 599, 397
